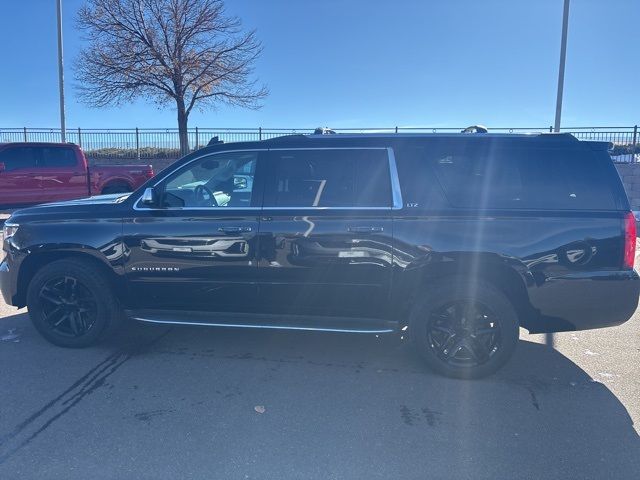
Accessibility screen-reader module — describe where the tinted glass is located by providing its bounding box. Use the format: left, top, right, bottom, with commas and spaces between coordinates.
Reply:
162, 151, 258, 208
0, 146, 39, 171
395, 146, 448, 210
265, 149, 391, 207
429, 143, 617, 210
40, 147, 77, 167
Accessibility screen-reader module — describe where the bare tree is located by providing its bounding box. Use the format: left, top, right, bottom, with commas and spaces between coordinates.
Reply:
75, 0, 267, 155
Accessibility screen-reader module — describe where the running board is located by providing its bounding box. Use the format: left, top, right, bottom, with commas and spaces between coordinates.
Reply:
125, 309, 396, 334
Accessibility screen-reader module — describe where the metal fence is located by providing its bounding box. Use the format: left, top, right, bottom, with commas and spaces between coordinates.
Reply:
1, 125, 638, 162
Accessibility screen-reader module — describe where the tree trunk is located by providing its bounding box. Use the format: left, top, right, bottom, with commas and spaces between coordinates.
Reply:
176, 97, 190, 156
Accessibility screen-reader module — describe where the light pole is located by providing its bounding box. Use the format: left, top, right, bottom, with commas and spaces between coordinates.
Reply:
56, 0, 67, 142
548, 0, 571, 350
554, 0, 570, 133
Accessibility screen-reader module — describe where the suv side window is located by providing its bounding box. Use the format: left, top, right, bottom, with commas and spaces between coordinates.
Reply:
0, 146, 40, 171
513, 147, 617, 210
161, 151, 258, 208
429, 143, 617, 210
264, 149, 391, 208
40, 147, 77, 167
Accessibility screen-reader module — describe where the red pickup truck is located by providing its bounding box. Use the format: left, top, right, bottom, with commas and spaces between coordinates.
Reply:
0, 142, 153, 208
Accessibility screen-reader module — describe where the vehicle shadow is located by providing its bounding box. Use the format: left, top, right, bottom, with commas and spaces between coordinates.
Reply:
109, 320, 639, 479
1, 313, 638, 479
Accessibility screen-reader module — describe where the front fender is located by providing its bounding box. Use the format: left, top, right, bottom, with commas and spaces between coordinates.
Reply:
5, 217, 125, 306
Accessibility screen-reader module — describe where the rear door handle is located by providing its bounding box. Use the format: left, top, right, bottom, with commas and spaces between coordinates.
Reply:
348, 226, 384, 233
218, 226, 253, 233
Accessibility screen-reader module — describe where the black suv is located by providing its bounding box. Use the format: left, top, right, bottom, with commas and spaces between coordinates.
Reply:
2, 133, 638, 378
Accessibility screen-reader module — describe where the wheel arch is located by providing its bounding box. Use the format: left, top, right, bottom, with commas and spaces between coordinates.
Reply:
395, 255, 539, 332
15, 249, 124, 308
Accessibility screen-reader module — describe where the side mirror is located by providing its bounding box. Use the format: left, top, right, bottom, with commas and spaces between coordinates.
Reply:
140, 187, 158, 206
0, 162, 5, 173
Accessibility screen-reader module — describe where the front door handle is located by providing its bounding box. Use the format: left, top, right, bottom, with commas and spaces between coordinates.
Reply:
218, 226, 253, 233
348, 226, 384, 233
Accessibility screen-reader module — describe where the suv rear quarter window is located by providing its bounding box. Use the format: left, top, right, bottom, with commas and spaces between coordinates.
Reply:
400, 140, 618, 211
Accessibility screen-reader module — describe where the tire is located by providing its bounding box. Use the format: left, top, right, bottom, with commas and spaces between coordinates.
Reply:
101, 183, 131, 195
408, 281, 519, 379
26, 258, 123, 348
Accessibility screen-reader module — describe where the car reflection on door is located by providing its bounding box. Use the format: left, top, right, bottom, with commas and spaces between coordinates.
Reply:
141, 236, 250, 258
286, 235, 393, 267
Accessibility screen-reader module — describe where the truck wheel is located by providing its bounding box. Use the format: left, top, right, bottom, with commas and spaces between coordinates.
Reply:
26, 258, 123, 348
408, 281, 519, 379
102, 183, 130, 194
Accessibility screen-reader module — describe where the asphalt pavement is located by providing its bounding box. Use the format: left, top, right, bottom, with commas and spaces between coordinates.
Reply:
1, 286, 639, 479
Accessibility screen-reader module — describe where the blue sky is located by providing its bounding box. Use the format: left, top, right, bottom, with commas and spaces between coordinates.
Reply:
0, 0, 638, 129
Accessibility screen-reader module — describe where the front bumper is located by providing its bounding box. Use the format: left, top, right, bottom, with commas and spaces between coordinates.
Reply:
0, 255, 18, 306
1, 229, 22, 307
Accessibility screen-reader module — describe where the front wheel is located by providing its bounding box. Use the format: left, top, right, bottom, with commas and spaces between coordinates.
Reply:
26, 258, 123, 348
409, 282, 519, 379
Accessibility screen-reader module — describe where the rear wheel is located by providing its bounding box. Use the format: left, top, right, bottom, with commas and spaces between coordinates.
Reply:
26, 259, 122, 348
409, 282, 519, 379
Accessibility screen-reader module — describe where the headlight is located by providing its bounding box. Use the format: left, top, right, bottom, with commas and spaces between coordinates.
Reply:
2, 222, 18, 239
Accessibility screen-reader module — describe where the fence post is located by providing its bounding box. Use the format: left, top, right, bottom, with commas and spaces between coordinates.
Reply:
135, 127, 140, 160
77, 127, 82, 148
195, 126, 199, 150
23, 127, 27, 142
395, 126, 398, 133
259, 127, 262, 141
549, 126, 553, 132
632, 125, 638, 153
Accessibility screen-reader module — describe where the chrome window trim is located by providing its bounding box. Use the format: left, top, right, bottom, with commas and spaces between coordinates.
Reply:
387, 147, 403, 210
260, 207, 390, 211
134, 206, 263, 211
133, 146, 402, 212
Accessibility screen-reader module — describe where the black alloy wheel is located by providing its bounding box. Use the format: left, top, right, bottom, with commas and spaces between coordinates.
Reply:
409, 282, 520, 379
426, 300, 502, 368
38, 276, 98, 337
27, 258, 123, 348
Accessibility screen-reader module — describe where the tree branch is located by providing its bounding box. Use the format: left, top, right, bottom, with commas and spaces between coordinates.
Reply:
74, 0, 267, 153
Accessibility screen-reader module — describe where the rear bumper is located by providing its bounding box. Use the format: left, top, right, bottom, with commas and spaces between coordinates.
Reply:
527, 270, 640, 333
